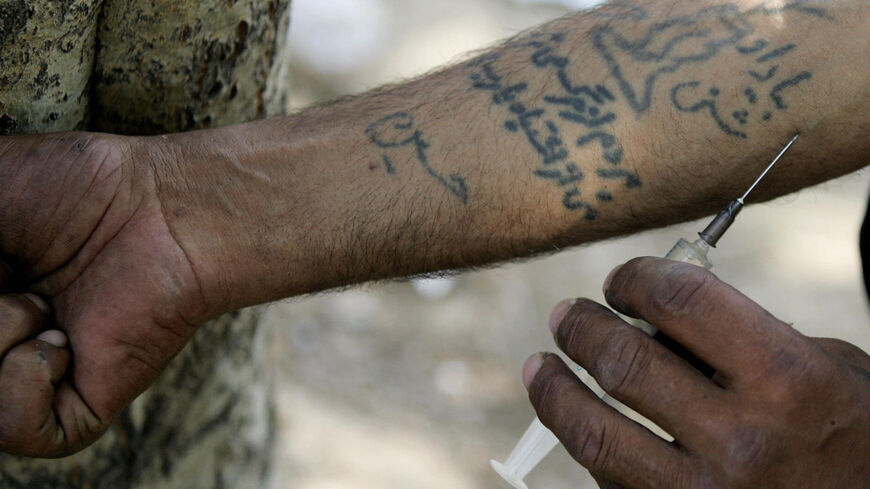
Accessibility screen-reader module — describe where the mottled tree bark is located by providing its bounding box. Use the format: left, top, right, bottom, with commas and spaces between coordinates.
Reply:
92, 0, 292, 134
0, 0, 100, 134
0, 0, 292, 136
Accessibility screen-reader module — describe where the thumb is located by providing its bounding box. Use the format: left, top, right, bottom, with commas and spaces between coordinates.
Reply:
0, 337, 70, 457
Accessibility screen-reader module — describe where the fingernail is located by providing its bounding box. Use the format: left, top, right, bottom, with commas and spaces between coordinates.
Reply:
603, 264, 623, 295
549, 299, 576, 335
22, 293, 51, 314
36, 330, 68, 348
522, 353, 546, 390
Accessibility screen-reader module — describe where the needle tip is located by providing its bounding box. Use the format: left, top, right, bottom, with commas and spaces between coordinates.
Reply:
739, 134, 801, 202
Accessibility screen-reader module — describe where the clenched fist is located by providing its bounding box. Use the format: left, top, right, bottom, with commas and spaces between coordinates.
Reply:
0, 132, 212, 457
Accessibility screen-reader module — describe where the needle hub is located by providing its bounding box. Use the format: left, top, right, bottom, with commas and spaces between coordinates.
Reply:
698, 134, 800, 247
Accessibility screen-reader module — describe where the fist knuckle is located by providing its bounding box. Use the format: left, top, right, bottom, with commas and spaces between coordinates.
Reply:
720, 424, 774, 482
762, 353, 834, 408
761, 335, 825, 385
648, 264, 714, 319
595, 329, 650, 395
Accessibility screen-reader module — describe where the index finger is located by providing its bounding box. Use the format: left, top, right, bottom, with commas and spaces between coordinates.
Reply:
0, 294, 51, 354
526, 354, 693, 489
603, 257, 803, 382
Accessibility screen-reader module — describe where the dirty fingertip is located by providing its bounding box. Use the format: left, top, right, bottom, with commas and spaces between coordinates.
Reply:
548, 299, 576, 335
522, 353, 547, 390
602, 264, 623, 294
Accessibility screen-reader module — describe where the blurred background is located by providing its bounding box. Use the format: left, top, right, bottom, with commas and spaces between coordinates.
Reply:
263, 0, 870, 488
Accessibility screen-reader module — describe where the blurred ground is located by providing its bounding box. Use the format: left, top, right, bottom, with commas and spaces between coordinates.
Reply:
263, 1, 870, 488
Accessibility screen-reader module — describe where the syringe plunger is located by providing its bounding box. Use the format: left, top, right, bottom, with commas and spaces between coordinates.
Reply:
490, 417, 559, 489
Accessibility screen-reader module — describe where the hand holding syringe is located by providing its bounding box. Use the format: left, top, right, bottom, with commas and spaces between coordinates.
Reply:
491, 134, 801, 489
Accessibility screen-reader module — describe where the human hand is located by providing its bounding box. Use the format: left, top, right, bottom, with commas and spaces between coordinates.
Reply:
0, 132, 217, 457
523, 257, 870, 488
0, 294, 73, 456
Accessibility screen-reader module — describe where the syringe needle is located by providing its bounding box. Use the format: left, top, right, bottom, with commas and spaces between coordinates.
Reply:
700, 134, 801, 247
738, 133, 800, 204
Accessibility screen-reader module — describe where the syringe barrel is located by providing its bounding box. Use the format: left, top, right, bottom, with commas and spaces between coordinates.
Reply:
624, 238, 712, 335
664, 237, 713, 269
625, 237, 716, 377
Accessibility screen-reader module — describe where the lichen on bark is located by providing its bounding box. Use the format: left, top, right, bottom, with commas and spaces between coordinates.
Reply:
0, 0, 101, 135
92, 0, 292, 135
0, 0, 292, 136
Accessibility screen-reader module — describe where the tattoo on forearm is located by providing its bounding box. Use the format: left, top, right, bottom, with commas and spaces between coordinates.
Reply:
592, 4, 755, 115
756, 44, 796, 63
749, 66, 779, 82
469, 32, 637, 219
670, 34, 814, 137
592, 4, 820, 118
769, 71, 813, 110
366, 112, 469, 204
672, 83, 748, 139
467, 0, 826, 216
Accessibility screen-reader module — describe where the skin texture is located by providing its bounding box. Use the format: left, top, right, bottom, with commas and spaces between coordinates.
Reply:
1, 0, 870, 470
148, 0, 870, 311
525, 258, 870, 488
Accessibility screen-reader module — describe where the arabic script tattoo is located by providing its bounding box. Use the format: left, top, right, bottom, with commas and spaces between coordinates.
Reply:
366, 112, 469, 204
466, 1, 826, 216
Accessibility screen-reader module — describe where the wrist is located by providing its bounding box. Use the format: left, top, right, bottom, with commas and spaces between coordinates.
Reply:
135, 129, 258, 318
141, 122, 341, 314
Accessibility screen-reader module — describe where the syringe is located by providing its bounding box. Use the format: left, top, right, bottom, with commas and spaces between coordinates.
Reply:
491, 134, 801, 489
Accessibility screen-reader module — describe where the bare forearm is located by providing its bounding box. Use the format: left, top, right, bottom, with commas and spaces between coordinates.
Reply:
148, 0, 870, 312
